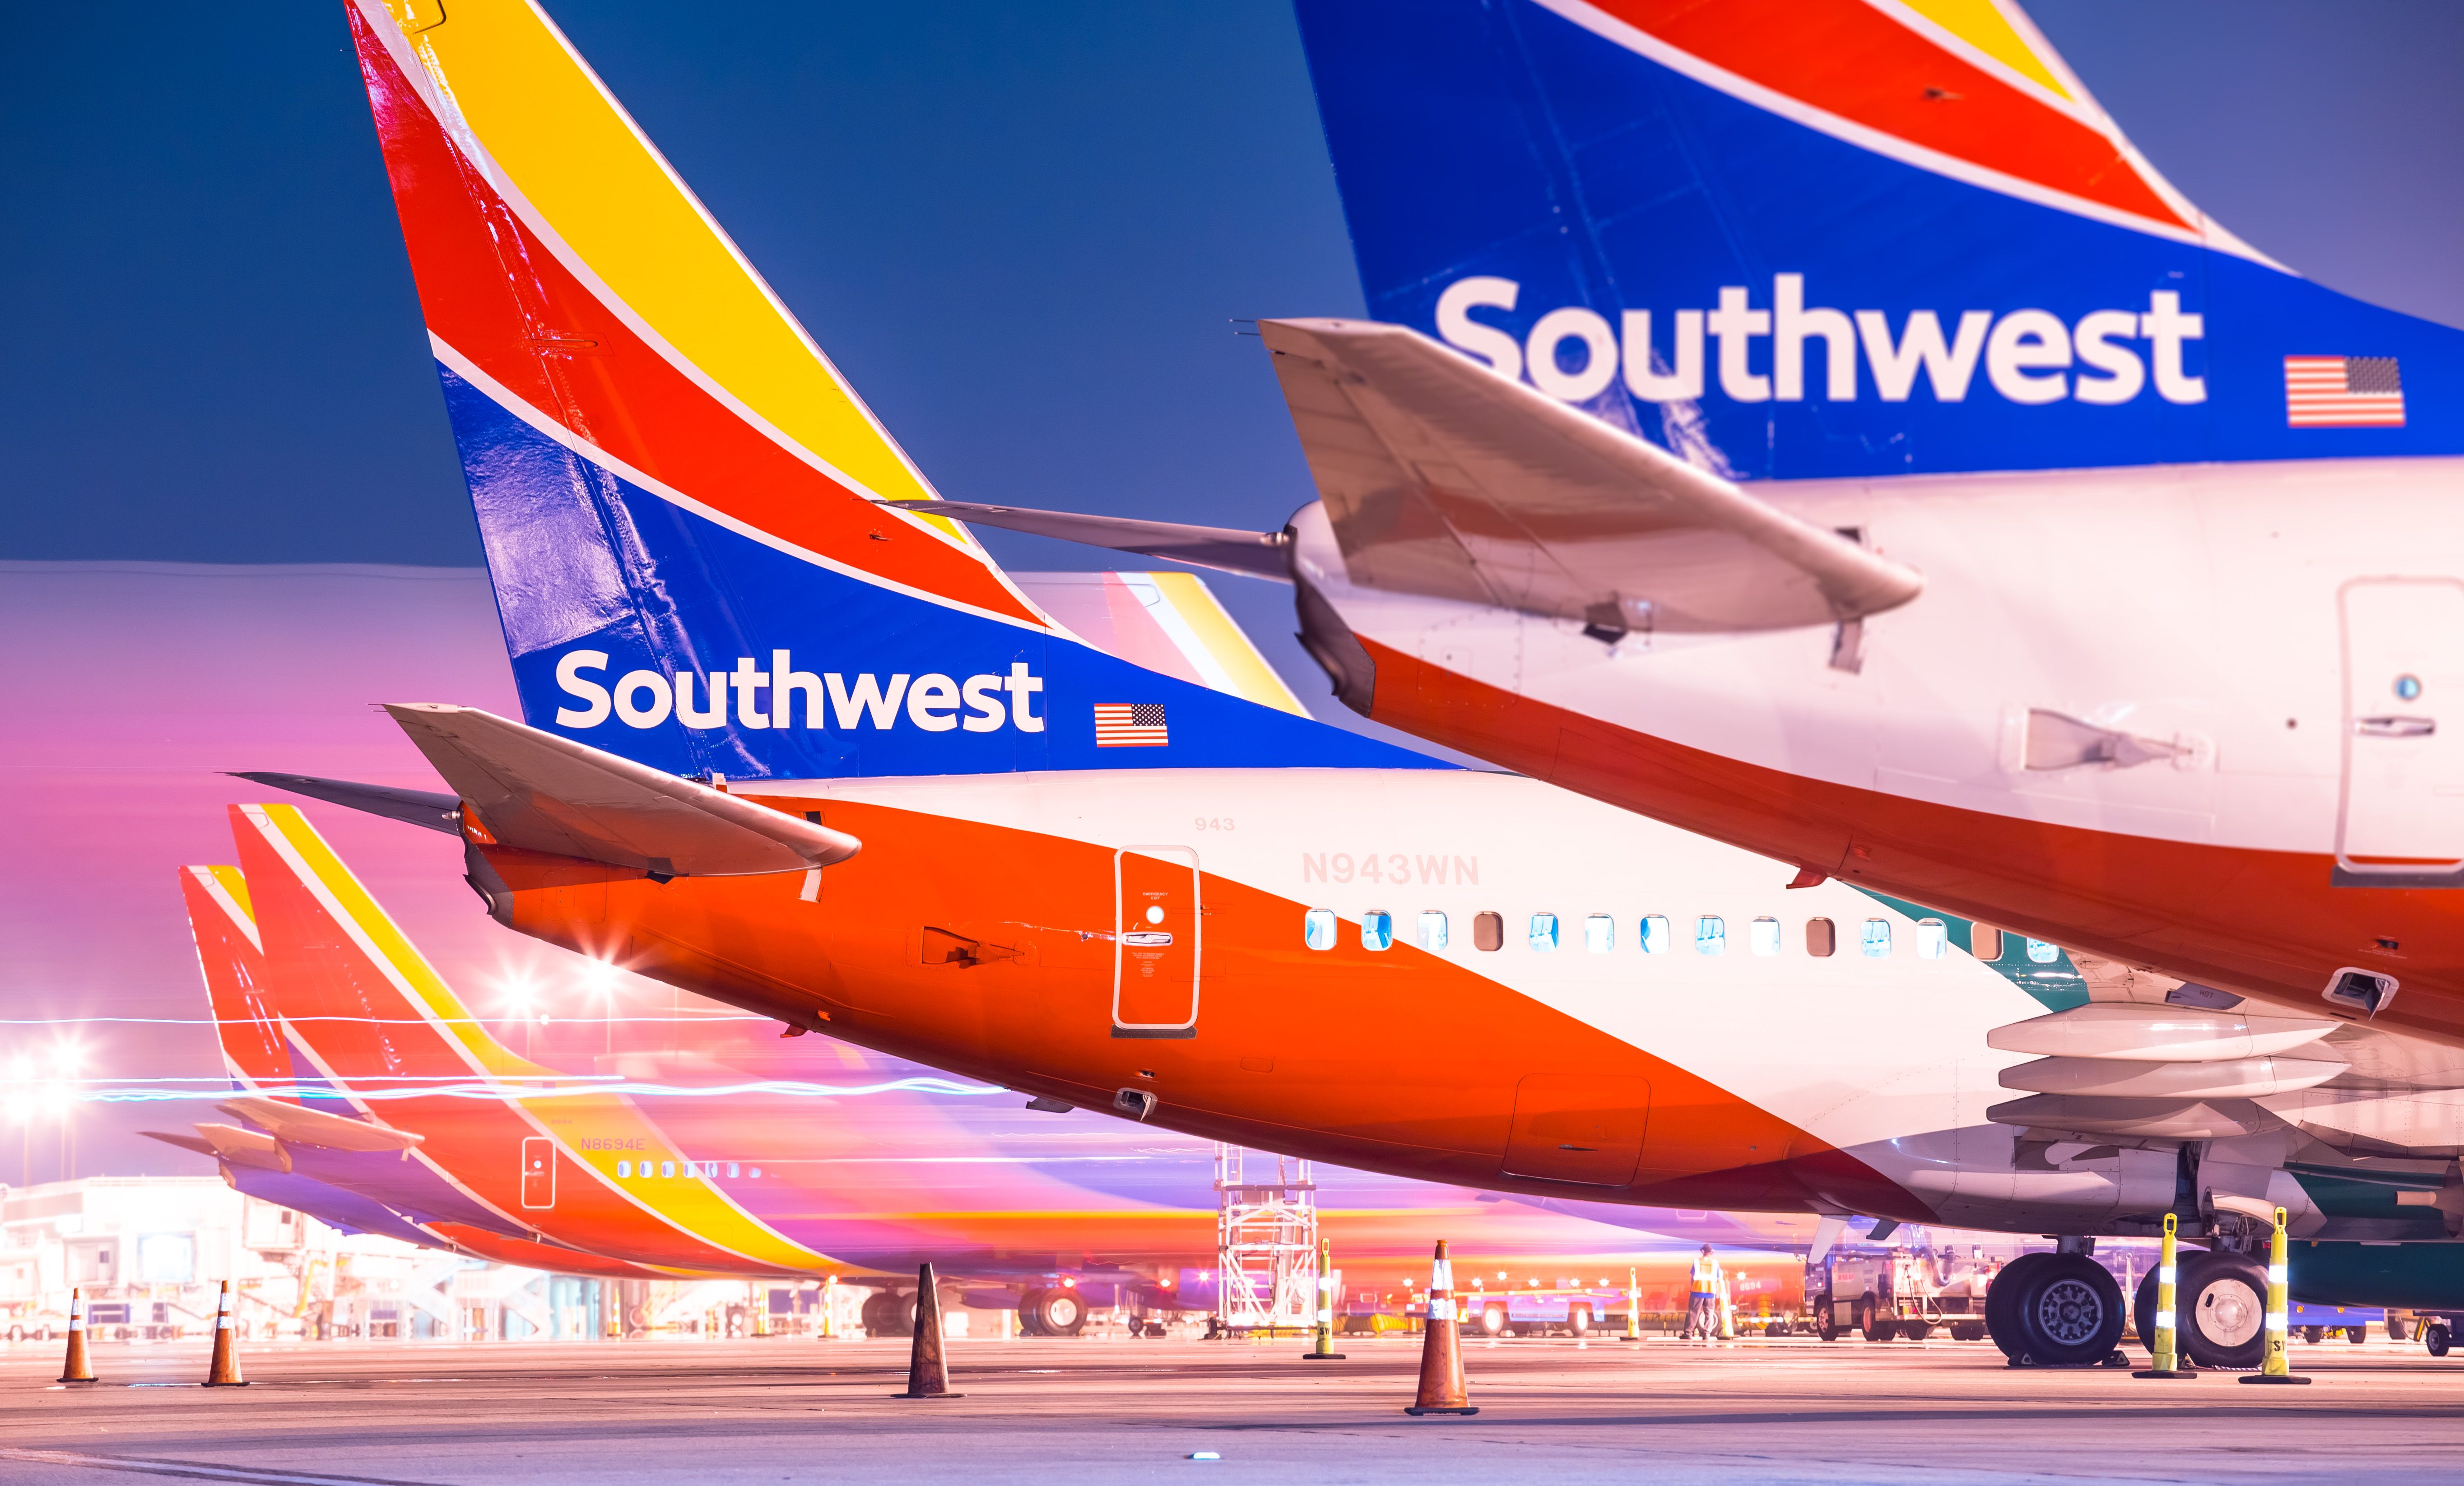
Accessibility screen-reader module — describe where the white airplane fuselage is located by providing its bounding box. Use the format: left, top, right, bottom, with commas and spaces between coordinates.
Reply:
1294, 457, 2464, 1046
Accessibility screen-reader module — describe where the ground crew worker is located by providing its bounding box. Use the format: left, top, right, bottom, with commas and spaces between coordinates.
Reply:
1686, 1245, 1723, 1342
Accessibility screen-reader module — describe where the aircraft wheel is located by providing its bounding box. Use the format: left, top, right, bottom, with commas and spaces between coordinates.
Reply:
1860, 1298, 1896, 1343
2426, 1321, 2451, 1357
2177, 1251, 2269, 1370
1015, 1290, 1047, 1336
1983, 1252, 2057, 1359
2006, 1254, 2124, 1367
1026, 1286, 1086, 1337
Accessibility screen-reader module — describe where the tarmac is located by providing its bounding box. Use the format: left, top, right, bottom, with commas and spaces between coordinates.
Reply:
3, 1333, 2460, 1486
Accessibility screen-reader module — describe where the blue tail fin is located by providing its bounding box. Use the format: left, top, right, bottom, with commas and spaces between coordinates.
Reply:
1295, 0, 2464, 478
347, 0, 1428, 779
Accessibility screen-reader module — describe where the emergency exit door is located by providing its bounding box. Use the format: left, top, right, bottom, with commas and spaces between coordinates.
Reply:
1113, 846, 1200, 1038
2338, 579, 2464, 881
521, 1137, 555, 1209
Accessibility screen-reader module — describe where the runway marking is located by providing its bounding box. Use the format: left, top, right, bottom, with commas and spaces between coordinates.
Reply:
0, 1448, 443, 1486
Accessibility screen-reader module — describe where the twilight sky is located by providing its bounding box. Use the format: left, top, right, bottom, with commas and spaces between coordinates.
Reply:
3, 2, 2460, 1175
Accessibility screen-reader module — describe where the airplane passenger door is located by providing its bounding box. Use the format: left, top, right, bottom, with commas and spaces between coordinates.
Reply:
520, 1137, 555, 1209
2338, 580, 2464, 881
1113, 846, 1200, 1039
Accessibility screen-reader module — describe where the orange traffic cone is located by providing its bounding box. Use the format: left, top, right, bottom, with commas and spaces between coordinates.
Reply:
891, 1263, 963, 1399
1403, 1240, 1477, 1416
58, 1287, 95, 1384
202, 1281, 249, 1387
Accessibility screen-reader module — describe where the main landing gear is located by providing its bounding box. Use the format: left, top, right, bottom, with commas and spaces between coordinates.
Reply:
1982, 1252, 2126, 1366
2131, 1250, 2269, 1370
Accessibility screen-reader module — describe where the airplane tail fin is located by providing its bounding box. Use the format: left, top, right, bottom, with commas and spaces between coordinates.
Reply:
228, 800, 843, 1270
226, 802, 562, 1091
1293, 0, 2464, 478
346, 1, 1415, 778
178, 865, 301, 1092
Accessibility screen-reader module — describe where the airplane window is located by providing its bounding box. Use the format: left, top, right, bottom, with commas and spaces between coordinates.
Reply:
1696, 915, 1726, 955
2026, 937, 2059, 964
1640, 915, 1669, 955
661, 1160, 676, 1179
1418, 910, 1449, 952
748, 1167, 761, 1179
1805, 918, 1836, 957
1474, 912, 1504, 952
1749, 916, 1781, 956
1362, 910, 1394, 952
617, 1161, 631, 1179
1915, 919, 1948, 960
1304, 909, 1337, 951
1862, 919, 1892, 957
1529, 913, 1560, 952
728, 1162, 741, 1179
1971, 924, 2004, 961
1584, 915, 1613, 953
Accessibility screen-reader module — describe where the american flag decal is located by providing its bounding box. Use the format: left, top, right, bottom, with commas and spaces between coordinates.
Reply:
1093, 703, 1170, 748
2285, 355, 2405, 427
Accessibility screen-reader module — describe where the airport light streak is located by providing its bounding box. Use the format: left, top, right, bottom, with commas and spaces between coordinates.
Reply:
39, 1076, 1010, 1104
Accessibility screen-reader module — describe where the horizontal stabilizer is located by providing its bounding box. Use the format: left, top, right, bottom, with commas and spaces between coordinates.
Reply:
228, 773, 460, 834
192, 1121, 291, 1172
1261, 318, 1923, 632
383, 704, 861, 877
219, 1095, 423, 1153
888, 501, 1294, 582
141, 1130, 218, 1158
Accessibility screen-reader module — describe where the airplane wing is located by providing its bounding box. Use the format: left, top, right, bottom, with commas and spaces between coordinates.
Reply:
1259, 318, 1924, 634
382, 703, 860, 877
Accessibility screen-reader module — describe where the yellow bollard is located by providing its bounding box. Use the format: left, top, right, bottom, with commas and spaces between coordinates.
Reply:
2133, 1213, 2197, 1378
821, 1275, 837, 1340
1302, 1237, 1346, 1360
2240, 1206, 2311, 1386
1623, 1268, 1640, 1342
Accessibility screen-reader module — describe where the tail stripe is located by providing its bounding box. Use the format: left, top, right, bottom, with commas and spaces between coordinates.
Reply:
351, 3, 1044, 627
433, 341, 1061, 639
1532, 0, 2227, 250
363, 0, 944, 524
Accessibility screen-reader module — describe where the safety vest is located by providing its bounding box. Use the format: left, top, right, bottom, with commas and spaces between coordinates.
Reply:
1689, 1256, 1721, 1293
